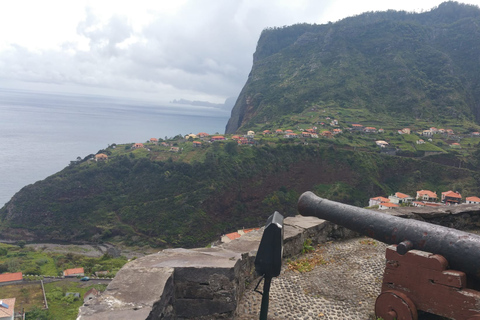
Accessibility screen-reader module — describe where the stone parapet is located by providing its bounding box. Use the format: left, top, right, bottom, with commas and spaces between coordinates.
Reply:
78, 205, 480, 319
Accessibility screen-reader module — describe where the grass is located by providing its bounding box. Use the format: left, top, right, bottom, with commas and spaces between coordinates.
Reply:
43, 281, 107, 320
287, 243, 328, 273
0, 282, 45, 312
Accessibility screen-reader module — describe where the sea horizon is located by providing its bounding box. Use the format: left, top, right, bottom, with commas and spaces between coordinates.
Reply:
0, 88, 231, 207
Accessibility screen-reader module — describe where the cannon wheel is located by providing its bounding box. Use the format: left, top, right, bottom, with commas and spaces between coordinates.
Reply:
375, 290, 418, 320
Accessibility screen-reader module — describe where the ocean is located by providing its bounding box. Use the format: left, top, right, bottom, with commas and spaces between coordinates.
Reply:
0, 88, 231, 207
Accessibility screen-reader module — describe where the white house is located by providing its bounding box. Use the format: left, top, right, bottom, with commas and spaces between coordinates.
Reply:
388, 192, 414, 204
0, 298, 15, 320
466, 196, 480, 204
379, 202, 399, 210
369, 196, 390, 207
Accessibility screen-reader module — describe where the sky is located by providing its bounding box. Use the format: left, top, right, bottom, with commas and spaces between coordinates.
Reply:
1, 0, 480, 105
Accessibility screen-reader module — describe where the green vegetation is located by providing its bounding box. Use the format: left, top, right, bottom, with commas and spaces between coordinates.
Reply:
3, 2, 480, 250
43, 282, 107, 320
0, 243, 127, 277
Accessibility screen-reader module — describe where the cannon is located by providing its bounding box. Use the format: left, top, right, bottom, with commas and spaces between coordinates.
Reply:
298, 191, 480, 320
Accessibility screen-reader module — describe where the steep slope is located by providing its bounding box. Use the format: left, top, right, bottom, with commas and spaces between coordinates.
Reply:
0, 142, 477, 247
226, 2, 480, 133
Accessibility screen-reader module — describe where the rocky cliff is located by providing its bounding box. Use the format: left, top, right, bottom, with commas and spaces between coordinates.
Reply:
225, 2, 480, 133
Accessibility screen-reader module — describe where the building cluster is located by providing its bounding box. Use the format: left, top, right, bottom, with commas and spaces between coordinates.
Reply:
369, 190, 480, 209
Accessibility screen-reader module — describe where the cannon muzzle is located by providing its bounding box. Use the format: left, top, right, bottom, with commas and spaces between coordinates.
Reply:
298, 191, 480, 281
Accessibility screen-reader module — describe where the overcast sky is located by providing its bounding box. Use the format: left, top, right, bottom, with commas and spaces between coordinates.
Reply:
1, 0, 479, 104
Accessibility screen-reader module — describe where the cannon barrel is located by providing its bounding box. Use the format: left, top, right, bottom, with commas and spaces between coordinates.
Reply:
298, 191, 480, 281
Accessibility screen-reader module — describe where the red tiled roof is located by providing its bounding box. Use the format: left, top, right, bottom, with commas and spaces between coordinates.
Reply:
352, 124, 363, 127
285, 130, 294, 133
395, 192, 411, 199
0, 272, 22, 283
197, 132, 209, 136
0, 298, 15, 317
466, 196, 480, 202
64, 268, 84, 276
381, 203, 399, 208
226, 232, 241, 240
417, 190, 437, 198
442, 191, 461, 198
150, 138, 158, 141
371, 196, 390, 203
242, 228, 259, 234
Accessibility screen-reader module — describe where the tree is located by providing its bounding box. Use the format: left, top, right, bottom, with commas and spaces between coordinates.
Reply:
18, 240, 26, 248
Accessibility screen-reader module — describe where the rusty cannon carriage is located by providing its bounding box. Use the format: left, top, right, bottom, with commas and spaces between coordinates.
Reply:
298, 191, 480, 320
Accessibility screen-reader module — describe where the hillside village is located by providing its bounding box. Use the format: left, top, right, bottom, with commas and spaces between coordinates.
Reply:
91, 116, 480, 165
369, 190, 480, 210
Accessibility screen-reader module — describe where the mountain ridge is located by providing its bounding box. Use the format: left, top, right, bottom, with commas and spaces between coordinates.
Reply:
226, 1, 480, 134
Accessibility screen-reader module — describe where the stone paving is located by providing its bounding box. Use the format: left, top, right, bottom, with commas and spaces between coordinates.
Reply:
236, 237, 388, 320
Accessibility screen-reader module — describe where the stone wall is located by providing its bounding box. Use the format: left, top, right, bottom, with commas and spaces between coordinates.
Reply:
77, 204, 480, 319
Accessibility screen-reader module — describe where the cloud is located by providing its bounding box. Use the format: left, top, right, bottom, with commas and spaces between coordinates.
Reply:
0, 0, 450, 103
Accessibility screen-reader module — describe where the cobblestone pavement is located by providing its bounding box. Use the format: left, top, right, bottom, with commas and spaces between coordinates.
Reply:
236, 237, 388, 320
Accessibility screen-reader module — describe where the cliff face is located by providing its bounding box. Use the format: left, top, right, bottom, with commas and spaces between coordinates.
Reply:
225, 2, 480, 134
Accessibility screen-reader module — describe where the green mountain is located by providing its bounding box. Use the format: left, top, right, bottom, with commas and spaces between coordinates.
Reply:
2, 2, 480, 248
225, 1, 480, 133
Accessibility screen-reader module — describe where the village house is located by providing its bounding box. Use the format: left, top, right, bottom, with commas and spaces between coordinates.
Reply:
237, 137, 250, 145
302, 132, 311, 138
375, 140, 389, 148
422, 130, 433, 137
364, 127, 376, 133
197, 132, 209, 138
351, 124, 363, 131
284, 132, 298, 139
330, 119, 338, 126
310, 133, 319, 138
95, 153, 108, 161
0, 273, 22, 285
284, 129, 294, 133
450, 142, 461, 148
379, 202, 399, 210
388, 192, 414, 204
472, 132, 480, 137
321, 131, 333, 138
161, 142, 170, 147
193, 141, 202, 147
221, 228, 260, 243
416, 190, 438, 202
368, 196, 390, 207
185, 134, 197, 140
211, 136, 225, 141
306, 128, 316, 133
466, 196, 480, 204
430, 127, 438, 134
441, 191, 462, 205
400, 128, 411, 134
84, 288, 101, 304
446, 129, 454, 135
63, 268, 84, 277
438, 128, 446, 134
275, 129, 284, 134
132, 143, 144, 149
416, 139, 425, 144
169, 147, 180, 152
247, 131, 255, 138
332, 129, 342, 135
0, 298, 15, 320
149, 138, 158, 144
263, 130, 271, 135
378, 128, 384, 133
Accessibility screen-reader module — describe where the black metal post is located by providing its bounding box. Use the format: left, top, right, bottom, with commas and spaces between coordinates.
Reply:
259, 276, 272, 320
